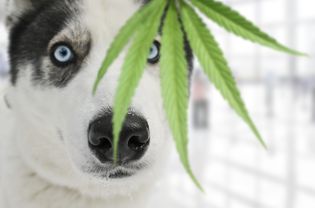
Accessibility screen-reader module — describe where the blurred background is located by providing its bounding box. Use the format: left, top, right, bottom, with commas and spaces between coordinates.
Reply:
150, 0, 315, 207
0, 0, 315, 207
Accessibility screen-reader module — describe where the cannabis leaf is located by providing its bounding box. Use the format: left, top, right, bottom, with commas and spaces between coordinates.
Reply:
93, 0, 305, 189
112, 0, 167, 161
160, 0, 203, 190
190, 0, 306, 56
180, 0, 266, 147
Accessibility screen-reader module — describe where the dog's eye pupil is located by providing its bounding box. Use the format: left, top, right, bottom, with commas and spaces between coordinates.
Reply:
59, 47, 68, 57
147, 41, 160, 64
51, 44, 75, 66
55, 46, 72, 62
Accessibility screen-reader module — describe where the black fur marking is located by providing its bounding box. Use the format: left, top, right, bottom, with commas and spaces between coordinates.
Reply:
9, 0, 90, 87
184, 33, 194, 77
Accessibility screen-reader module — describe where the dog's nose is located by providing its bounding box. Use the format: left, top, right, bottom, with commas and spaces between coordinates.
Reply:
88, 111, 150, 164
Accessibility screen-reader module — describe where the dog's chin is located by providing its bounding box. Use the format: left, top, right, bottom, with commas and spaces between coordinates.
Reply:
75, 163, 152, 199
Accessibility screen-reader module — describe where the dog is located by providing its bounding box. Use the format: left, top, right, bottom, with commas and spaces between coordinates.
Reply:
0, 0, 194, 207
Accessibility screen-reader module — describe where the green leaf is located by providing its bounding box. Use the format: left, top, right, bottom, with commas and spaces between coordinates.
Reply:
160, 0, 203, 191
190, 0, 306, 56
93, 0, 162, 94
180, 1, 267, 148
112, 0, 168, 161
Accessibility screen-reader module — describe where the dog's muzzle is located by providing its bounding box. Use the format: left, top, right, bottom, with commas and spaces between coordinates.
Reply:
88, 111, 150, 165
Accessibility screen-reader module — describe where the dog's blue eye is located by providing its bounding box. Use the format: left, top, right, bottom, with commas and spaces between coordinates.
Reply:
54, 45, 72, 62
148, 40, 160, 64
51, 43, 75, 66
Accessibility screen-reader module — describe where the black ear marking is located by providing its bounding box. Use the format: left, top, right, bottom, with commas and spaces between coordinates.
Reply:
6, 0, 49, 28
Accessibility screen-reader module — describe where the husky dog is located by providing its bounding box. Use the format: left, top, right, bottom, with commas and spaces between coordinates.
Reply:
0, 0, 193, 207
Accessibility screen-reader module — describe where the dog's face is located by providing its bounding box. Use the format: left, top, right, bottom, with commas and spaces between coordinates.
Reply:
5, 0, 193, 198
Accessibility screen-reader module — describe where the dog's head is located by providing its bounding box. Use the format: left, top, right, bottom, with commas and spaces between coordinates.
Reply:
5, 0, 193, 198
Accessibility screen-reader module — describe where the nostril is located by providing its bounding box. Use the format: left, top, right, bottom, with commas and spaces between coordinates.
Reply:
90, 137, 112, 150
128, 135, 150, 151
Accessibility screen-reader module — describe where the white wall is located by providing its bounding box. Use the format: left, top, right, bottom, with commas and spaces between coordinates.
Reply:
0, 0, 8, 78
0, 0, 6, 22
0, 0, 7, 45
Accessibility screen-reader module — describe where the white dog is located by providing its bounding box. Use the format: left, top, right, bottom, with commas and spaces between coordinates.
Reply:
0, 0, 194, 207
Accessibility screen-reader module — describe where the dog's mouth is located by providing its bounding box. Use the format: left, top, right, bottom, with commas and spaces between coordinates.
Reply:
86, 162, 146, 180
108, 169, 134, 179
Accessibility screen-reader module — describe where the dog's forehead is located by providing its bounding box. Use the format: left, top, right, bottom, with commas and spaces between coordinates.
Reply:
81, 0, 140, 39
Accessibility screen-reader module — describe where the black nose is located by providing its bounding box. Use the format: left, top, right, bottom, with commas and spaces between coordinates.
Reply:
88, 111, 150, 164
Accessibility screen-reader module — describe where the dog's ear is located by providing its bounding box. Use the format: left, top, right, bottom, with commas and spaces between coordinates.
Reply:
5, 0, 45, 28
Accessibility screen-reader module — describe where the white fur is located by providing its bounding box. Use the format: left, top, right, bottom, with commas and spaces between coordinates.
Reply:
0, 0, 173, 207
